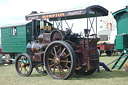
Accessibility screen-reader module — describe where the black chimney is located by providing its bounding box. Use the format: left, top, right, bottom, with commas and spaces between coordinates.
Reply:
31, 11, 37, 41
126, 6, 128, 9
32, 20, 37, 41
31, 11, 37, 14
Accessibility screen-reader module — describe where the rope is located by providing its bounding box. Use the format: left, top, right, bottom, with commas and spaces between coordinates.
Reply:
106, 58, 118, 66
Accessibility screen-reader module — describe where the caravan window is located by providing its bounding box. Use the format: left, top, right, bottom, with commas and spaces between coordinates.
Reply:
99, 35, 108, 41
12, 27, 16, 35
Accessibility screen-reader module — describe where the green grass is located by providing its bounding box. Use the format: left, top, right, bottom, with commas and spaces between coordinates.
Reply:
0, 55, 128, 85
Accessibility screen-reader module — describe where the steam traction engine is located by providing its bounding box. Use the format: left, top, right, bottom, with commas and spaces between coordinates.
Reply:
15, 5, 108, 79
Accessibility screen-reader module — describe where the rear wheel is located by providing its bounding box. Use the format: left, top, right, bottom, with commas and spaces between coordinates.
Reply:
97, 49, 101, 56
44, 41, 76, 80
35, 63, 46, 73
106, 50, 112, 56
15, 53, 33, 77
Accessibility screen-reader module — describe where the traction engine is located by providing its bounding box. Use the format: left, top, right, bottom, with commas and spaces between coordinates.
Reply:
15, 5, 108, 79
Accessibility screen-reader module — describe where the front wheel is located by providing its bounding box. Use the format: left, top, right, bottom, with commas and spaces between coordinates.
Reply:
44, 41, 76, 80
15, 53, 33, 77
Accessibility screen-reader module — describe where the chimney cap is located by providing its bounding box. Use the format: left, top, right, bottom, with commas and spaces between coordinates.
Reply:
31, 11, 37, 14
126, 6, 128, 9
40, 12, 44, 13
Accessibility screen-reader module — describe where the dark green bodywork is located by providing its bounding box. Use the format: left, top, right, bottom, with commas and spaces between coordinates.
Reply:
113, 7, 128, 51
115, 35, 128, 51
1, 22, 33, 53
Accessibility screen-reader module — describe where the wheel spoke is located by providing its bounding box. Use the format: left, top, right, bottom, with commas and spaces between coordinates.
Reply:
59, 46, 61, 54
21, 58, 24, 63
59, 67, 61, 76
24, 62, 30, 65
53, 47, 57, 58
65, 65, 70, 70
51, 52, 56, 57
24, 67, 29, 73
24, 68, 26, 74
26, 66, 30, 71
59, 64, 65, 75
25, 58, 29, 61
53, 65, 56, 74
18, 62, 21, 68
50, 63, 55, 67
60, 48, 66, 56
60, 60, 71, 63
65, 54, 70, 58
26, 65, 30, 69
20, 67, 23, 72
48, 58, 54, 61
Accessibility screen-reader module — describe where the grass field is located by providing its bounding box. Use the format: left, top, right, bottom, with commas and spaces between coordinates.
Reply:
0, 55, 128, 85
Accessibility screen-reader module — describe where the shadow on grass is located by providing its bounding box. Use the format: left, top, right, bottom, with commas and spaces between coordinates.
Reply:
0, 64, 12, 67
70, 70, 128, 80
0, 65, 4, 67
100, 55, 119, 57
30, 73, 48, 77
29, 70, 128, 80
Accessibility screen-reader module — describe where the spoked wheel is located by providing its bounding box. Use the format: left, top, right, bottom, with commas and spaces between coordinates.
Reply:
44, 41, 76, 80
15, 53, 33, 77
106, 50, 112, 56
35, 63, 46, 73
75, 69, 96, 75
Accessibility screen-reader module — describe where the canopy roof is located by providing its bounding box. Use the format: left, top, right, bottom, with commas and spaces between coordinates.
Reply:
25, 5, 108, 21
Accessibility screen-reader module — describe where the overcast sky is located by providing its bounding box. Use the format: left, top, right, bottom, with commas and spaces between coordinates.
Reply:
0, 0, 128, 33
